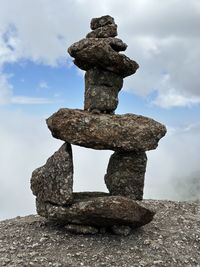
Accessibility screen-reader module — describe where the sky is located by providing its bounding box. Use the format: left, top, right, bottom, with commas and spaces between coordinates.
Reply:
0, 0, 200, 220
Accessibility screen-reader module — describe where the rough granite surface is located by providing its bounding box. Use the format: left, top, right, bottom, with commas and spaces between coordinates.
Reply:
47, 108, 167, 151
85, 67, 123, 89
86, 24, 118, 38
68, 38, 139, 77
90, 15, 115, 30
105, 151, 147, 199
84, 67, 123, 113
31, 142, 73, 205
0, 200, 199, 266
35, 194, 154, 228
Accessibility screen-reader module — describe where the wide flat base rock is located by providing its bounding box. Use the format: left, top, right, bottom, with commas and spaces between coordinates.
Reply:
36, 192, 155, 229
1, 201, 199, 266
47, 108, 167, 152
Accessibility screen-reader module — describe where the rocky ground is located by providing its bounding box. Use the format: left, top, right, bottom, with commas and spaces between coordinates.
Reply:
0, 200, 199, 267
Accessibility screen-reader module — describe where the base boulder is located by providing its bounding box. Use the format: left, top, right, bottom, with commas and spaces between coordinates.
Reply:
36, 192, 154, 229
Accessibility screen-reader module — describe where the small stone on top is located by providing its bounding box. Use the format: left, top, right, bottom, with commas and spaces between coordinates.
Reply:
91, 15, 115, 30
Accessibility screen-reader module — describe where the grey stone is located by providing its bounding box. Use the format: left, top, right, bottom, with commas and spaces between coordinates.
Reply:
47, 108, 167, 152
108, 37, 127, 52
68, 38, 139, 78
65, 224, 99, 234
84, 85, 119, 113
86, 24, 117, 38
73, 191, 109, 201
31, 142, 73, 205
85, 67, 123, 89
84, 67, 123, 113
36, 193, 155, 228
111, 225, 132, 236
105, 151, 147, 200
91, 15, 115, 30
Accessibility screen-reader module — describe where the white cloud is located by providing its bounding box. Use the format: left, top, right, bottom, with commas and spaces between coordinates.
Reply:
123, 33, 200, 107
11, 96, 52, 104
0, 109, 111, 220
145, 123, 200, 200
0, 73, 12, 104
153, 89, 200, 108
0, 0, 199, 108
152, 73, 200, 107
73, 146, 111, 192
0, 110, 62, 220
0, 73, 51, 105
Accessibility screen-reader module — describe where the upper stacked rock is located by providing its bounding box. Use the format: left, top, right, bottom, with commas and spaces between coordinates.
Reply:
68, 15, 139, 114
68, 38, 133, 76
88, 15, 117, 38
90, 15, 115, 30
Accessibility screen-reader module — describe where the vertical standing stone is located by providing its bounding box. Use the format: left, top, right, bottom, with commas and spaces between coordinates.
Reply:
84, 67, 123, 113
104, 151, 147, 200
31, 142, 73, 205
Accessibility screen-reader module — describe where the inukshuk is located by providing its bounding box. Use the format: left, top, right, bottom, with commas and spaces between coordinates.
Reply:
31, 15, 167, 235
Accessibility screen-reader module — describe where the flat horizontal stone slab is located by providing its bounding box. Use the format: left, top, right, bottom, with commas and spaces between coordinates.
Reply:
36, 192, 155, 228
68, 38, 138, 78
47, 109, 167, 151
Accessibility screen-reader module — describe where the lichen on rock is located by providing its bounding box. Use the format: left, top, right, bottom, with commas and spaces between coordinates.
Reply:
31, 142, 73, 205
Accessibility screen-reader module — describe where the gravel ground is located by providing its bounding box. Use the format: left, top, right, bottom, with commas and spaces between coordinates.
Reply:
0, 200, 199, 267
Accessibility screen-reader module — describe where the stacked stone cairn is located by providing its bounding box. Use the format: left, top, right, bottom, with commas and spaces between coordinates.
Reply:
31, 15, 167, 235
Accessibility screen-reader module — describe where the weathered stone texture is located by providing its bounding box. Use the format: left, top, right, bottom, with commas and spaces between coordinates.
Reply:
65, 224, 99, 234
111, 225, 132, 236
105, 151, 147, 199
36, 193, 155, 228
90, 15, 115, 30
84, 67, 123, 113
85, 67, 123, 89
47, 108, 167, 152
86, 24, 117, 38
31, 142, 73, 205
68, 38, 139, 78
84, 85, 119, 113
108, 38, 127, 52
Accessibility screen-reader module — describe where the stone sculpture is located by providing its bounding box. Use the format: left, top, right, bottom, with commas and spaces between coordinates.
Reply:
31, 15, 167, 235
